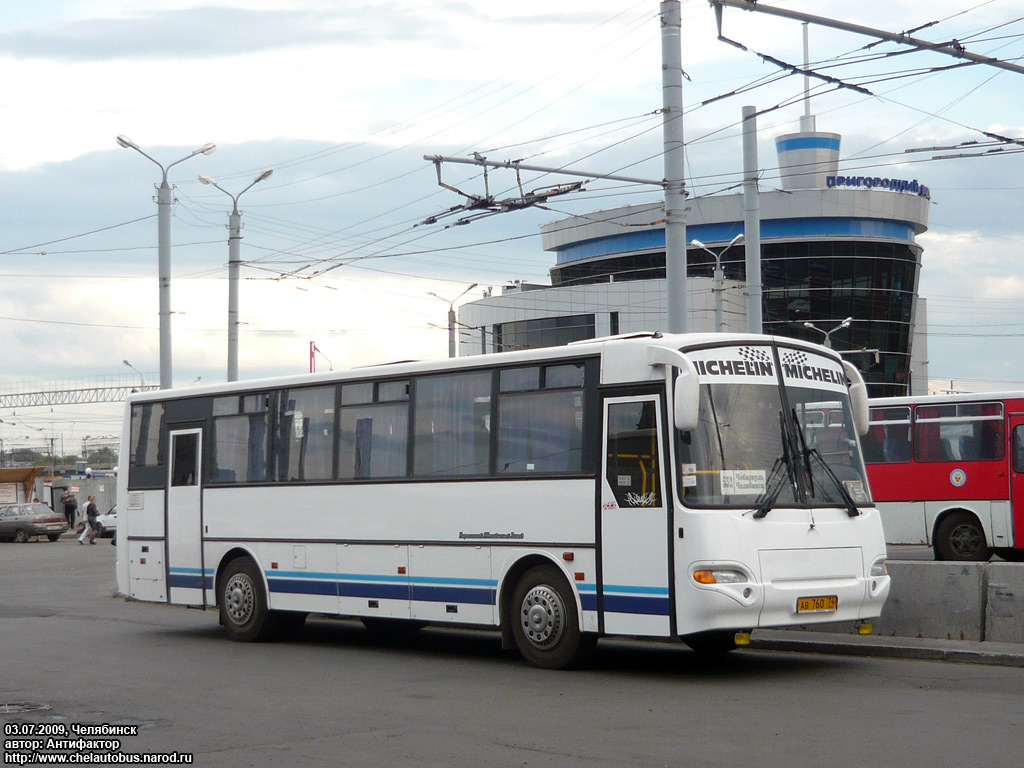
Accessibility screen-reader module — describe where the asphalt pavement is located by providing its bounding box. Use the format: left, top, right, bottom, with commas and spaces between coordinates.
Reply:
49, 530, 1024, 668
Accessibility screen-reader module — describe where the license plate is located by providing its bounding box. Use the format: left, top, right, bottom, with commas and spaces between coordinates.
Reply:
796, 595, 838, 613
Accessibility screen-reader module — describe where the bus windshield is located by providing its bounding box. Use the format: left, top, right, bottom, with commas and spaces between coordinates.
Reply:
676, 343, 871, 510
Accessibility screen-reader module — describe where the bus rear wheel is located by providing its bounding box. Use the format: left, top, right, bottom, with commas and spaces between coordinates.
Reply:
510, 565, 591, 669
219, 557, 277, 642
934, 511, 991, 561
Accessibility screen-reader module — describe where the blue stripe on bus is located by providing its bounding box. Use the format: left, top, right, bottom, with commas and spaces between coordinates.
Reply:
266, 576, 496, 605
168, 573, 208, 590
411, 584, 495, 605
267, 570, 496, 587
267, 577, 339, 597
603, 594, 671, 616
602, 584, 669, 596
269, 570, 409, 583
168, 567, 656, 615
338, 581, 412, 601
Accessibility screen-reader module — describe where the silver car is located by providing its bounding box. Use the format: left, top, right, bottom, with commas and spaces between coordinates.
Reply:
0, 503, 70, 542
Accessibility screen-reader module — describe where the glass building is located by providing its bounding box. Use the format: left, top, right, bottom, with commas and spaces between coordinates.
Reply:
458, 129, 931, 397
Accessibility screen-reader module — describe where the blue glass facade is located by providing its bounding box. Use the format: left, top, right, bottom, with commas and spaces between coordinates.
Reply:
546, 219, 921, 397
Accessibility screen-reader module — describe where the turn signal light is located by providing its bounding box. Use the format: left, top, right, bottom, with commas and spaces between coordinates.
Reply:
692, 569, 747, 585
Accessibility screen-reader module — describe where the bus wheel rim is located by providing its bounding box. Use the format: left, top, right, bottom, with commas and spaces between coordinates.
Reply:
520, 585, 565, 649
225, 574, 255, 625
951, 524, 981, 557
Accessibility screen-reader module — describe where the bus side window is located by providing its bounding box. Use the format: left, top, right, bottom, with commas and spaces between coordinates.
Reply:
882, 428, 911, 462
978, 419, 1005, 461
1014, 426, 1024, 474
864, 407, 910, 464
861, 425, 884, 463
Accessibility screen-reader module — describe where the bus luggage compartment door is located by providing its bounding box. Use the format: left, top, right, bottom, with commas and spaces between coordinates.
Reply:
128, 539, 166, 602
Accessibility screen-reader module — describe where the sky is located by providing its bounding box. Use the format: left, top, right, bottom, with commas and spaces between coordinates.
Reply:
1, 0, 1023, 458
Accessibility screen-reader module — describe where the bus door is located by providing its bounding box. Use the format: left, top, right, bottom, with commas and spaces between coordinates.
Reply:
1011, 416, 1024, 548
599, 395, 672, 636
166, 427, 205, 607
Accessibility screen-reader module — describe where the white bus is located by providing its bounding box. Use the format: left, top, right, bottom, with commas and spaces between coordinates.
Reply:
116, 332, 890, 668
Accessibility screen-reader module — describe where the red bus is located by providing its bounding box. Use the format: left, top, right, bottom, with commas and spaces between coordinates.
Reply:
862, 392, 1024, 561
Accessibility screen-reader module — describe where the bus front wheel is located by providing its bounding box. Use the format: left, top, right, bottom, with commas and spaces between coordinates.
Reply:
934, 512, 991, 561
219, 558, 276, 642
510, 565, 591, 669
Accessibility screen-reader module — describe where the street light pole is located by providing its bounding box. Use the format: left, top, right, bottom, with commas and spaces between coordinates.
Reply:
123, 359, 145, 390
428, 283, 478, 358
198, 169, 274, 382
117, 136, 217, 389
690, 234, 744, 333
804, 316, 852, 349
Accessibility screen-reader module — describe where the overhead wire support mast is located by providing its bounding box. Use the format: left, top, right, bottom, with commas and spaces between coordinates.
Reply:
423, 154, 665, 188
420, 154, 661, 227
709, 0, 1024, 77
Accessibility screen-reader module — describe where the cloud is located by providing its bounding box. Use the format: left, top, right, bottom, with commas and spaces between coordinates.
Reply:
0, 5, 457, 63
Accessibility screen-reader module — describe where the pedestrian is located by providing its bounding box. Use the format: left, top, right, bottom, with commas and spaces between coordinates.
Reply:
79, 495, 99, 545
60, 489, 79, 527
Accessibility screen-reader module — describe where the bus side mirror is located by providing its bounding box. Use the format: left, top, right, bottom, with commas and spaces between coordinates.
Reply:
673, 361, 700, 432
843, 360, 869, 436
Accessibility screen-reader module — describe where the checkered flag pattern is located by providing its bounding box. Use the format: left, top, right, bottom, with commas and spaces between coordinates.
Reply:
738, 347, 772, 364
782, 350, 808, 366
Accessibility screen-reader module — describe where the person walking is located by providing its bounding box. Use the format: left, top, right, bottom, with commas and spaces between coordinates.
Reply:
60, 489, 79, 528
79, 495, 99, 545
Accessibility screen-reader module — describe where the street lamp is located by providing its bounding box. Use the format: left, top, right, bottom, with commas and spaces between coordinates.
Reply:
690, 234, 744, 333
198, 169, 274, 382
123, 359, 145, 390
427, 283, 478, 358
117, 136, 217, 389
804, 316, 852, 349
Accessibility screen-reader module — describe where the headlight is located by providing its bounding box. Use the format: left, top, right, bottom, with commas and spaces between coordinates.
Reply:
693, 568, 747, 585
869, 558, 888, 578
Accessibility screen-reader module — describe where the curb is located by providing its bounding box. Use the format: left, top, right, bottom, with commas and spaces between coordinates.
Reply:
749, 629, 1024, 668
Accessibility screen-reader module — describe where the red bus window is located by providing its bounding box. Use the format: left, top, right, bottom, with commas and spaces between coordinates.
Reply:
863, 406, 910, 464
913, 401, 1004, 462
974, 402, 1002, 417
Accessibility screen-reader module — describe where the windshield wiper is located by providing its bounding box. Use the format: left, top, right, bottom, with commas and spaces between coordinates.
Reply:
752, 411, 797, 519
804, 447, 862, 518
790, 408, 860, 517
792, 408, 815, 497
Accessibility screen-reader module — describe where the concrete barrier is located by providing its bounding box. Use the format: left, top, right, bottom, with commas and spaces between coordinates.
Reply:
792, 560, 1023, 644
986, 563, 1024, 644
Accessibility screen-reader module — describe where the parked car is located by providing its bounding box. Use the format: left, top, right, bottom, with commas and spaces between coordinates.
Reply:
93, 505, 117, 538
0, 503, 70, 542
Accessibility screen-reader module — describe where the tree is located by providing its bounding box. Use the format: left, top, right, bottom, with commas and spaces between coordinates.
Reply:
86, 447, 119, 468
10, 448, 46, 466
